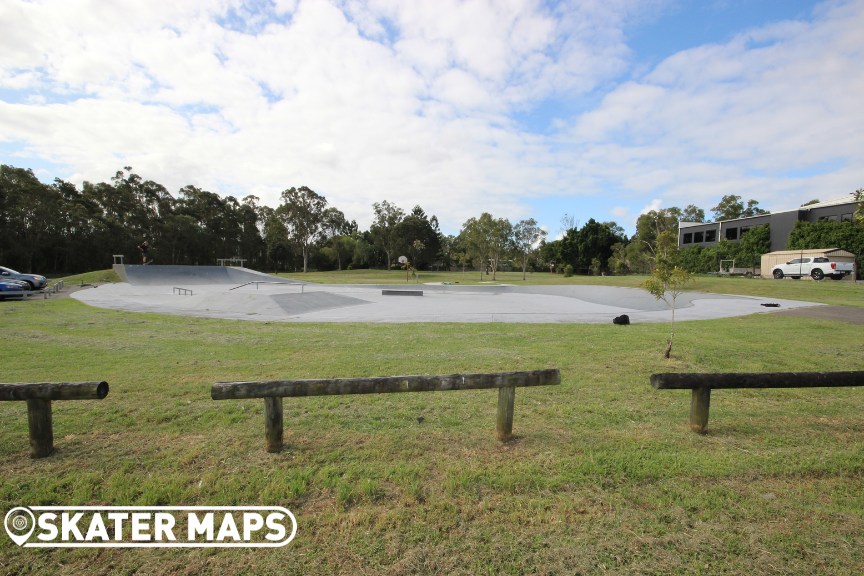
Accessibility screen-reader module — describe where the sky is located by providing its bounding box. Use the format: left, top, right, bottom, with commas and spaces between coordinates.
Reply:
1, 0, 862, 237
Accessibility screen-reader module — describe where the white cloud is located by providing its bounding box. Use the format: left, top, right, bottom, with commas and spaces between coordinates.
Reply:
561, 0, 864, 214
0, 0, 862, 236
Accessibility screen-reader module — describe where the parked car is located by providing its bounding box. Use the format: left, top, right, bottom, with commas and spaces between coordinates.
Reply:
0, 279, 29, 300
0, 266, 48, 289
771, 256, 854, 280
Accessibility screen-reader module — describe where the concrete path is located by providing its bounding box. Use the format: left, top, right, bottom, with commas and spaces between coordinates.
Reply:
71, 266, 821, 324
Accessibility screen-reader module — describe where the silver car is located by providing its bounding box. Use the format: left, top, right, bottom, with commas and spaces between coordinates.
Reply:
0, 266, 47, 289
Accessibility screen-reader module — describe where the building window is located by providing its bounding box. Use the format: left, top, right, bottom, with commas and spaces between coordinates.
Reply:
683, 233, 692, 244
705, 230, 717, 242
842, 213, 853, 222
725, 227, 738, 240
740, 226, 750, 236
694, 231, 704, 243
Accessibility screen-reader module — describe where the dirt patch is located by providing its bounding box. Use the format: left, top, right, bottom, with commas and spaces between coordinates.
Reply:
770, 305, 864, 324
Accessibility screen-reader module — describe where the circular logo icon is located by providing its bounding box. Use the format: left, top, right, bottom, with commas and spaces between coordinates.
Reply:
4, 507, 36, 546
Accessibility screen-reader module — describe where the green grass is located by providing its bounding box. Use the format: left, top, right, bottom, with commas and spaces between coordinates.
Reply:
56, 268, 122, 285
1, 275, 863, 574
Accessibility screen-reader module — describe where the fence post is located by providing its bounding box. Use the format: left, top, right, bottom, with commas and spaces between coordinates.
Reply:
689, 386, 711, 433
496, 386, 516, 441
264, 397, 284, 453
27, 399, 54, 458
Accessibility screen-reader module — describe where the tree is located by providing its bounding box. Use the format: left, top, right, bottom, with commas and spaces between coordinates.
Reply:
322, 207, 350, 270
460, 215, 492, 280
488, 216, 512, 280
460, 213, 512, 280
561, 218, 626, 274
393, 206, 441, 270
736, 224, 771, 268
642, 262, 692, 358
742, 199, 768, 218
682, 204, 705, 223
0, 165, 61, 272
277, 186, 327, 273
711, 195, 745, 221
855, 188, 864, 225
513, 218, 547, 280
261, 206, 291, 271
711, 195, 768, 220
801, 199, 821, 207
238, 196, 266, 269
633, 208, 680, 264
607, 242, 630, 274
370, 200, 405, 270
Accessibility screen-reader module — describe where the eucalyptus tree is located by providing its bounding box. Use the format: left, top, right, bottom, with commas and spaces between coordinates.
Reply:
711, 194, 768, 221
370, 200, 405, 269
633, 208, 681, 264
513, 218, 546, 280
321, 206, 354, 270
237, 195, 266, 269
681, 204, 705, 223
460, 213, 512, 280
277, 186, 328, 273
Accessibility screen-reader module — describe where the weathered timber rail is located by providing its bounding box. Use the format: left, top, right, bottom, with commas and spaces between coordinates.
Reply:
0, 381, 110, 457
651, 371, 864, 433
212, 369, 560, 453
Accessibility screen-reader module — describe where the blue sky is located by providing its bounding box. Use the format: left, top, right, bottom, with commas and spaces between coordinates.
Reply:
1, 0, 862, 238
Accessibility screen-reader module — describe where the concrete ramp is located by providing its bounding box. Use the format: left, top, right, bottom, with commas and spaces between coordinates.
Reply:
115, 265, 295, 286
271, 292, 369, 315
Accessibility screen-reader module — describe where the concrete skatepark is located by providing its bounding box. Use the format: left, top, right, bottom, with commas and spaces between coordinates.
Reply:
70, 265, 821, 324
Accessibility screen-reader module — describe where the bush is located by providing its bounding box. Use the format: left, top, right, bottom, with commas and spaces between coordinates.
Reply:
563, 264, 574, 277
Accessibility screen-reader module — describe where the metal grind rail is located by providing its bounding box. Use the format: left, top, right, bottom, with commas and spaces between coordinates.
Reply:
230, 281, 307, 292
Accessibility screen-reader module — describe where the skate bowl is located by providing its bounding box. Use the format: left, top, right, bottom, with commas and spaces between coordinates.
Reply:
70, 265, 823, 324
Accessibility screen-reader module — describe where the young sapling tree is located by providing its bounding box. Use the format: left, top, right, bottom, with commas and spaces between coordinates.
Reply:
642, 262, 692, 358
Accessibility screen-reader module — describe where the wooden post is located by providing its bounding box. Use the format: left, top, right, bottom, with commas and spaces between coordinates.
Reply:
689, 386, 711, 434
496, 386, 515, 442
27, 399, 54, 458
264, 397, 283, 453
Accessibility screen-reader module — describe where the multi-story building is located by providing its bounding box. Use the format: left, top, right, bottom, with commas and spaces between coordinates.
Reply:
678, 194, 858, 252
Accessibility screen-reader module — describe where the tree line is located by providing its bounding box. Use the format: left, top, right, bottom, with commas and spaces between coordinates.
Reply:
0, 164, 590, 276
2, 164, 860, 277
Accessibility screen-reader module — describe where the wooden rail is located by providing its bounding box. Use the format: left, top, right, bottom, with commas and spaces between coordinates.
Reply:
0, 381, 110, 458
212, 369, 560, 452
651, 371, 864, 433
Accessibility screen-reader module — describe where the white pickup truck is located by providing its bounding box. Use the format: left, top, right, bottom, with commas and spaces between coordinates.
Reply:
771, 256, 854, 280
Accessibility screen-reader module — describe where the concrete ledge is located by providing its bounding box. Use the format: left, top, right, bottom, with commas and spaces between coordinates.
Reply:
381, 289, 423, 296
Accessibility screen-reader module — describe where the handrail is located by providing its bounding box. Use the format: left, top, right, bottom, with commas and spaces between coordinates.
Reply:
229, 281, 306, 291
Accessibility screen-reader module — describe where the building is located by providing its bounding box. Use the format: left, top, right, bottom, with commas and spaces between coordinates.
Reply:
678, 194, 858, 252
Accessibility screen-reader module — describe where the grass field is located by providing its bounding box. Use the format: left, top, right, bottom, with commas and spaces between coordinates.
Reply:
2, 272, 863, 575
